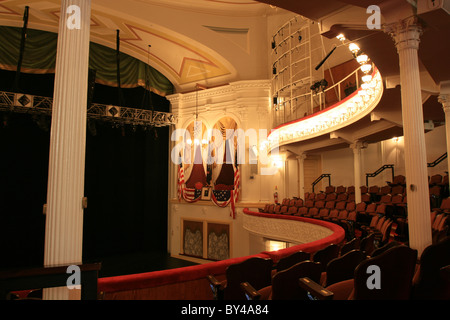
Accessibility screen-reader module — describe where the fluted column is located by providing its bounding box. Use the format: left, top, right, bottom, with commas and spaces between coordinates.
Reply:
385, 17, 432, 255
297, 154, 306, 200
351, 142, 363, 204
439, 94, 450, 191
43, 0, 91, 300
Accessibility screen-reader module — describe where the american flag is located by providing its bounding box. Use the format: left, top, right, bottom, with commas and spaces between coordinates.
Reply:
177, 162, 184, 202
231, 164, 240, 219
183, 187, 202, 202
212, 190, 231, 202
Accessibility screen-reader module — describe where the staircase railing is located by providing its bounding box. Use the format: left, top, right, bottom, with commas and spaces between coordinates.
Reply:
312, 174, 331, 193
366, 164, 394, 187
428, 153, 447, 167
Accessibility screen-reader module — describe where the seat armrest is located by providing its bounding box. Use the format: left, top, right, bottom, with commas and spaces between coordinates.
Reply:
240, 282, 261, 300
440, 265, 450, 282
298, 277, 334, 300
206, 275, 225, 300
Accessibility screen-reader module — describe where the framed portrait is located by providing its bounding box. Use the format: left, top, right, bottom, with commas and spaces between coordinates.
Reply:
201, 187, 211, 200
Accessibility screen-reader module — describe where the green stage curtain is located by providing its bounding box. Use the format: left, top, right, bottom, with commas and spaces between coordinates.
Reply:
0, 26, 173, 96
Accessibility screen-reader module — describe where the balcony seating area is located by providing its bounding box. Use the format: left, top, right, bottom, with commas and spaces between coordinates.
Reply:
259, 173, 450, 246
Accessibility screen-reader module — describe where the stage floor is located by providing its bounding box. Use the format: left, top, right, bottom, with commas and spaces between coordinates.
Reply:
89, 251, 199, 278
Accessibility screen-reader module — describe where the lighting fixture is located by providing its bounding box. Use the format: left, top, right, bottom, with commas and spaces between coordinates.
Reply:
356, 54, 368, 65
349, 43, 360, 55
360, 63, 372, 74
362, 74, 373, 83
336, 33, 346, 42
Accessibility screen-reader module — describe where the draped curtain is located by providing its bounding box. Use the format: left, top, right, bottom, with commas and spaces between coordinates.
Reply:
0, 26, 174, 96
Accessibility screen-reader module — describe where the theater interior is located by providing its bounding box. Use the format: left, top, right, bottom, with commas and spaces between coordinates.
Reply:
0, 0, 449, 304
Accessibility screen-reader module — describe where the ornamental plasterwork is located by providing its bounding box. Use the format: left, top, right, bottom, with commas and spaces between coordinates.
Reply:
243, 214, 333, 244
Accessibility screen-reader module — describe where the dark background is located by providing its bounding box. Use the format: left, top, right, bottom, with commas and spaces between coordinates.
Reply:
0, 69, 171, 271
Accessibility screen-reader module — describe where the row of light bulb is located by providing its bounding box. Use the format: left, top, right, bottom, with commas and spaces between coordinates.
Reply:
264, 33, 380, 152
336, 33, 372, 85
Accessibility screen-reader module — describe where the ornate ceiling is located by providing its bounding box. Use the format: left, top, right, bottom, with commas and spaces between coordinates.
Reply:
0, 0, 274, 92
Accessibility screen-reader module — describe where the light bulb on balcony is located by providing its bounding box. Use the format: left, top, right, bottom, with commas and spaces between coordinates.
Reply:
349, 43, 360, 54
361, 83, 371, 90
356, 54, 368, 65
336, 33, 346, 42
186, 139, 192, 145
194, 139, 200, 145
362, 74, 372, 83
361, 63, 372, 74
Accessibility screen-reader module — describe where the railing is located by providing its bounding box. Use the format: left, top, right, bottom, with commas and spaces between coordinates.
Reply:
312, 174, 331, 193
428, 153, 447, 168
273, 66, 363, 127
366, 164, 394, 187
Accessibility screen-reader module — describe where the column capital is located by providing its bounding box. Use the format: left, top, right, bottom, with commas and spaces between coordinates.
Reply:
350, 140, 367, 151
384, 16, 423, 52
296, 154, 307, 161
438, 94, 450, 111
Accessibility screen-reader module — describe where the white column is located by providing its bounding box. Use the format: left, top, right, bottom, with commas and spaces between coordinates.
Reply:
351, 142, 363, 204
438, 94, 450, 191
43, 0, 91, 300
386, 17, 432, 255
297, 154, 306, 200
284, 159, 289, 199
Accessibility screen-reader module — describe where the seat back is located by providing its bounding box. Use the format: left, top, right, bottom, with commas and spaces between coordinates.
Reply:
412, 236, 450, 300
313, 244, 340, 272
295, 199, 304, 207
345, 201, 356, 212
287, 206, 298, 215
335, 201, 346, 211
340, 238, 359, 256
336, 186, 346, 194
276, 251, 311, 272
319, 208, 330, 218
359, 233, 376, 256
271, 261, 322, 300
325, 250, 367, 286
225, 257, 273, 300
353, 245, 418, 300
355, 202, 366, 213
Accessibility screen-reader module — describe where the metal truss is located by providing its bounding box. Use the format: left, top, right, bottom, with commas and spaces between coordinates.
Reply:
0, 91, 177, 127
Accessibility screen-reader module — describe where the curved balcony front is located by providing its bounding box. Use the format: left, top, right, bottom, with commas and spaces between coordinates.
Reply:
266, 66, 383, 151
